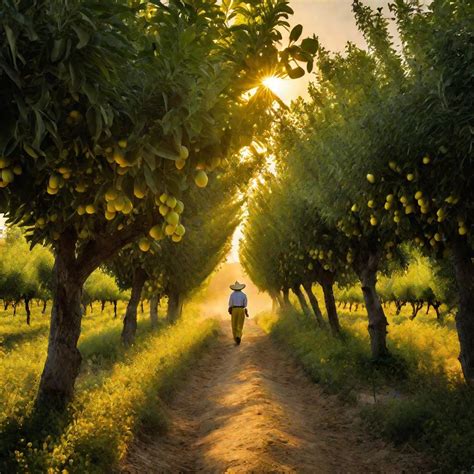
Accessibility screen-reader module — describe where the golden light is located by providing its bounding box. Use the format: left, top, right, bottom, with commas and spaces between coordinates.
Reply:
262, 76, 286, 95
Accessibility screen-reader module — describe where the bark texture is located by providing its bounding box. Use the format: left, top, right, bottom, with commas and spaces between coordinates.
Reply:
355, 251, 389, 359
292, 285, 313, 319
150, 294, 160, 328
121, 268, 147, 346
452, 238, 474, 385
25, 298, 31, 326
302, 282, 325, 327
321, 281, 341, 337
167, 291, 183, 323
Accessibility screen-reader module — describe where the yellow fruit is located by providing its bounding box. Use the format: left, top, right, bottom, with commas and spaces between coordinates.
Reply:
69, 110, 81, 120
159, 193, 168, 204
388, 161, 397, 171
85, 204, 96, 215
49, 214, 58, 223
386, 194, 394, 203
13, 165, 22, 175
118, 139, 128, 149
179, 145, 189, 160
459, 226, 468, 236
113, 150, 128, 167
166, 211, 179, 226
166, 196, 177, 209
368, 200, 375, 208
384, 202, 391, 210
48, 175, 59, 189
165, 224, 176, 236
434, 233, 442, 242
175, 200, 184, 214
351, 204, 358, 212
117, 224, 124, 230
405, 205, 414, 214
159, 204, 169, 216
422, 156, 430, 164
75, 183, 87, 193
77, 205, 86, 215
370, 216, 378, 226
421, 207, 429, 214
113, 196, 125, 212
175, 224, 186, 237
36, 217, 46, 226
400, 196, 408, 204
0, 157, 11, 169
105, 188, 119, 202
194, 170, 208, 188
1, 169, 14, 184
133, 182, 146, 199
149, 225, 164, 240
175, 159, 186, 170
407, 173, 414, 181
366, 174, 375, 183
105, 210, 116, 221
415, 191, 423, 200
122, 200, 133, 215
138, 237, 151, 252
171, 234, 182, 243
47, 186, 58, 195
394, 216, 400, 223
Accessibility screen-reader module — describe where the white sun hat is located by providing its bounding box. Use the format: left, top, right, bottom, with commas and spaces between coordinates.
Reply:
230, 281, 246, 291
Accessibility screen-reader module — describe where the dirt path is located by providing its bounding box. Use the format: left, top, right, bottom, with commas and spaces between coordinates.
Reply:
122, 319, 425, 473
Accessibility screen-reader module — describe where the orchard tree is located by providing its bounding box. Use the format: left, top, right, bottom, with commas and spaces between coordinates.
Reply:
0, 0, 316, 407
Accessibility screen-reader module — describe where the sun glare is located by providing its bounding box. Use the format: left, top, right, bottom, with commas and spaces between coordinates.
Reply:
262, 76, 286, 95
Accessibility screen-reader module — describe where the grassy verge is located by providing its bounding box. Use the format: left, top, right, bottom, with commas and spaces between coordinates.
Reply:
257, 309, 474, 471
1, 304, 218, 473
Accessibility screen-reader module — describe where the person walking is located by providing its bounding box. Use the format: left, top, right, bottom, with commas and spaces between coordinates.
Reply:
228, 281, 249, 345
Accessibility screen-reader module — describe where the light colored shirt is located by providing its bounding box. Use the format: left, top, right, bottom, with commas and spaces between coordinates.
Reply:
229, 291, 248, 308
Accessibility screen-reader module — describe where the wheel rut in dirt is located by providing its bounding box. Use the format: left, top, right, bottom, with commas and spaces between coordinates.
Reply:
122, 319, 424, 473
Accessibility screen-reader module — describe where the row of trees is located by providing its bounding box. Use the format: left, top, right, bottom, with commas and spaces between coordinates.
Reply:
242, 0, 474, 384
0, 0, 314, 408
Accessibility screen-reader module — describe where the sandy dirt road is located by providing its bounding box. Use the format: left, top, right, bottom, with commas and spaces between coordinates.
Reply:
122, 318, 425, 473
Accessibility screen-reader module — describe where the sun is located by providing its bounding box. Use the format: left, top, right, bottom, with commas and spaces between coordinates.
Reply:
262, 76, 286, 95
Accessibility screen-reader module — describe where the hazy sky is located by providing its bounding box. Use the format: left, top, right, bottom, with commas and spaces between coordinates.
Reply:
277, 0, 391, 103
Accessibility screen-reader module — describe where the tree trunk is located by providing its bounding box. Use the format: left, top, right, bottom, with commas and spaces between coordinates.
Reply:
321, 280, 341, 337
25, 297, 31, 326
113, 300, 117, 319
167, 290, 183, 323
410, 301, 423, 320
354, 250, 389, 359
101, 300, 105, 312
150, 294, 159, 328
292, 285, 313, 319
301, 281, 325, 326
42, 300, 47, 314
121, 268, 147, 346
282, 287, 293, 310
140, 300, 144, 314
451, 238, 474, 385
36, 234, 84, 410
13, 302, 17, 316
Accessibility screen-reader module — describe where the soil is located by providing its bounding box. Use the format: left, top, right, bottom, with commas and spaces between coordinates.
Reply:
122, 319, 426, 473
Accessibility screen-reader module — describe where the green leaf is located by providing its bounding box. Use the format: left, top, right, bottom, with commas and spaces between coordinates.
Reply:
4, 24, 17, 68
51, 38, 66, 62
144, 165, 158, 193
301, 37, 319, 55
287, 66, 305, 79
289, 24, 303, 43
23, 144, 38, 159
72, 25, 90, 49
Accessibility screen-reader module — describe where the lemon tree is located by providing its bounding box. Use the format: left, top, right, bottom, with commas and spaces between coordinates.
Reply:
0, 0, 316, 408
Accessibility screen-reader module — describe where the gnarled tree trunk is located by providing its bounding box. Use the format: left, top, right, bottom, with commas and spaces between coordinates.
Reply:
282, 287, 293, 310
121, 268, 147, 346
36, 233, 84, 410
301, 281, 325, 327
149, 294, 160, 328
292, 285, 312, 319
113, 300, 117, 319
354, 249, 389, 359
451, 237, 474, 385
25, 297, 31, 326
167, 290, 183, 323
318, 270, 341, 337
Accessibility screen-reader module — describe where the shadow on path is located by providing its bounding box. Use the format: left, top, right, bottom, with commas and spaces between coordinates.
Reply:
122, 318, 426, 473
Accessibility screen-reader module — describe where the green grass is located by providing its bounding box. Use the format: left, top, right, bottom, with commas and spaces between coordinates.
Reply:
257, 307, 474, 472
0, 301, 219, 473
